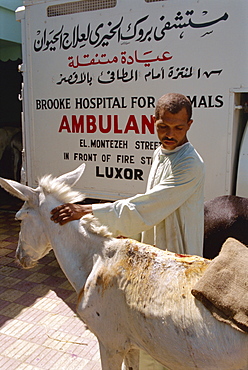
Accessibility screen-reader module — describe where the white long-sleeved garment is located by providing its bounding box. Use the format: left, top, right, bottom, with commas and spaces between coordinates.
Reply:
92, 142, 205, 256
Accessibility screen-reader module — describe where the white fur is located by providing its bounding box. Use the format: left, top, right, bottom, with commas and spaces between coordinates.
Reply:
0, 165, 247, 370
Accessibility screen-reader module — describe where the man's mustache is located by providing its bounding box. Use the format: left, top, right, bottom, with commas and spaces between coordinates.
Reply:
162, 137, 177, 142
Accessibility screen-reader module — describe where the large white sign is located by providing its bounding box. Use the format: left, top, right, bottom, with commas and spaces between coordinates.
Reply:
20, 0, 248, 200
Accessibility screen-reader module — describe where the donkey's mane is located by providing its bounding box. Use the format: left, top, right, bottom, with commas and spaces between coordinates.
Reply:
39, 174, 85, 204
39, 174, 112, 238
80, 214, 113, 238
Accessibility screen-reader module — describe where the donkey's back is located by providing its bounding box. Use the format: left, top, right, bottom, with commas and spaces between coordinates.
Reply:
77, 239, 248, 370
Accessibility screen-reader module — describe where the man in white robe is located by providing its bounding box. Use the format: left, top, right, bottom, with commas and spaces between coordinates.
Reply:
51, 93, 205, 369
92, 141, 204, 256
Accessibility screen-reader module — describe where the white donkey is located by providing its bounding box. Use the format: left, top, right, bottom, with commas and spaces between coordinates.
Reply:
0, 164, 247, 370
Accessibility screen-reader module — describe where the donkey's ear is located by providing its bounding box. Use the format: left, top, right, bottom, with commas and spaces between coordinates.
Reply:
0, 178, 37, 202
57, 164, 86, 187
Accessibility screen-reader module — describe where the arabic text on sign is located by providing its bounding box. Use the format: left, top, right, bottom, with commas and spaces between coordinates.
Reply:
33, 10, 229, 52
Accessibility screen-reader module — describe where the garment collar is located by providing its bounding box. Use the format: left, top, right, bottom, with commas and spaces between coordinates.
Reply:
160, 142, 190, 155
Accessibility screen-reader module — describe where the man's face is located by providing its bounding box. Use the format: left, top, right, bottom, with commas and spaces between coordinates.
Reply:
154, 107, 193, 151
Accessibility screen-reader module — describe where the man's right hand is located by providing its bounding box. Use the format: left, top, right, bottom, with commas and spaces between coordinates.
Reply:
50, 203, 92, 225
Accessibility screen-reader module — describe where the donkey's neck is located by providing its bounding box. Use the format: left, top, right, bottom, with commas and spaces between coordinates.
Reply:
41, 203, 102, 294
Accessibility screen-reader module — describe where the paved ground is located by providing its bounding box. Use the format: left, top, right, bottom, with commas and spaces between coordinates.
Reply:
0, 198, 101, 370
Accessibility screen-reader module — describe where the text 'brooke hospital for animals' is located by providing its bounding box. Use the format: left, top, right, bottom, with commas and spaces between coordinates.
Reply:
36, 94, 224, 134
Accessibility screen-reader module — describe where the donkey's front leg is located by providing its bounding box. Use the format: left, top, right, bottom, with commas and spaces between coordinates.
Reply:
99, 341, 124, 370
122, 348, 140, 370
